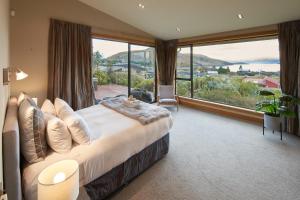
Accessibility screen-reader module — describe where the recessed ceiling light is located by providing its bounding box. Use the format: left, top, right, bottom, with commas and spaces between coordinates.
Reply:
237, 13, 244, 19
138, 3, 145, 9
176, 27, 181, 32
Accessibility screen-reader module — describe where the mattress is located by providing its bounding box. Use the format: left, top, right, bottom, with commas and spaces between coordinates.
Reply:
22, 104, 173, 200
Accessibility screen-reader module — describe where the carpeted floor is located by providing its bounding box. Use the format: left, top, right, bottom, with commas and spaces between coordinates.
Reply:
111, 106, 300, 200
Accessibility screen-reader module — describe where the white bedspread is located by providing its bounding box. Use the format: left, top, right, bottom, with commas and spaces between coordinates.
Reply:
22, 104, 173, 200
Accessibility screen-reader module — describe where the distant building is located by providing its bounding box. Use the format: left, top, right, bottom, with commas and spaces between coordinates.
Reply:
260, 77, 280, 88
243, 77, 280, 88
207, 71, 218, 76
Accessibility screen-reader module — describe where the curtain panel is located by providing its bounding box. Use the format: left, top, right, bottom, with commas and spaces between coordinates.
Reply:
155, 40, 178, 85
278, 20, 300, 135
48, 19, 94, 110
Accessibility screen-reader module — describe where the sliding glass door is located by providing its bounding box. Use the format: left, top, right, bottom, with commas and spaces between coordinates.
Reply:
130, 45, 156, 102
92, 38, 156, 102
92, 39, 128, 100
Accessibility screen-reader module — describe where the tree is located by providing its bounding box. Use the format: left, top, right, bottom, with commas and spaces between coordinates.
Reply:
218, 66, 230, 74
239, 65, 243, 71
93, 51, 104, 68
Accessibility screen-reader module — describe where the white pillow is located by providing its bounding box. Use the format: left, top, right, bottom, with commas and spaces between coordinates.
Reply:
54, 98, 74, 119
54, 98, 91, 144
46, 115, 72, 153
41, 99, 56, 116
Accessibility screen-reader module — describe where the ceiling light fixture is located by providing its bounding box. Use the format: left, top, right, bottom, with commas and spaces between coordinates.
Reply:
138, 3, 145, 9
237, 13, 244, 19
176, 27, 181, 32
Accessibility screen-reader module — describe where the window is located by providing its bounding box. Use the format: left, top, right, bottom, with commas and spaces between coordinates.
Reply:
176, 38, 280, 110
176, 47, 192, 97
92, 39, 156, 103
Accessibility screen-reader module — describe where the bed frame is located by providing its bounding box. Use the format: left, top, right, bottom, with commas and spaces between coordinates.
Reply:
2, 97, 169, 200
85, 134, 169, 200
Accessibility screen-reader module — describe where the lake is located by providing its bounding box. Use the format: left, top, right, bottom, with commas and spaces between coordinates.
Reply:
222, 64, 280, 72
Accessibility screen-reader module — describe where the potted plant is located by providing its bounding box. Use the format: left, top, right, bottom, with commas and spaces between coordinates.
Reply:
256, 90, 300, 138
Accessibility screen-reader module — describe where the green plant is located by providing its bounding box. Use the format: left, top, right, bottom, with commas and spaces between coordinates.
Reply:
256, 90, 300, 117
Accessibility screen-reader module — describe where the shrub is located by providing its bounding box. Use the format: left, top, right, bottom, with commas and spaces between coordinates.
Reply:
94, 70, 109, 85
135, 79, 154, 92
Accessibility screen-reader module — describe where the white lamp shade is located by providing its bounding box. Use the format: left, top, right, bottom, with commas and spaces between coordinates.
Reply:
38, 160, 79, 200
16, 69, 28, 80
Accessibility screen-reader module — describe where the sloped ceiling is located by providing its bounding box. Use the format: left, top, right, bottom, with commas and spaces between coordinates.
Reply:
79, 0, 300, 40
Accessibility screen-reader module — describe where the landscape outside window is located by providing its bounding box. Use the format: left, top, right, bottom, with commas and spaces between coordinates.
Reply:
92, 39, 128, 100
130, 45, 156, 103
176, 38, 281, 110
92, 39, 156, 102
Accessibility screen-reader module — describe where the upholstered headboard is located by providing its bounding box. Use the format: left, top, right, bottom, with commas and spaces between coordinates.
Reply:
2, 97, 22, 200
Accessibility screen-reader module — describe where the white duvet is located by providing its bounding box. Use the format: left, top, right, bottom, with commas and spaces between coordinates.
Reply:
22, 104, 173, 200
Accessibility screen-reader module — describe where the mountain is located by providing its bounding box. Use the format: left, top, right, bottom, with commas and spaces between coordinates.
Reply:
107, 48, 155, 64
178, 53, 232, 67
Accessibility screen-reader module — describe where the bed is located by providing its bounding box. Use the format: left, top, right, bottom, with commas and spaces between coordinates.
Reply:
2, 97, 173, 200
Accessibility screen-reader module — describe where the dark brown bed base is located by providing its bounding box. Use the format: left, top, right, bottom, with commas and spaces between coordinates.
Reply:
85, 133, 169, 200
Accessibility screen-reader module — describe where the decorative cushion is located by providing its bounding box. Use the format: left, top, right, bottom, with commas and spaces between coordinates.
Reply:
18, 98, 47, 163
17, 92, 36, 106
159, 85, 175, 99
41, 99, 56, 116
45, 114, 72, 153
159, 99, 177, 103
55, 98, 91, 144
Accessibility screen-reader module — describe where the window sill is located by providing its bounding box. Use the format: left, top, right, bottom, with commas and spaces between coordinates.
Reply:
178, 96, 263, 124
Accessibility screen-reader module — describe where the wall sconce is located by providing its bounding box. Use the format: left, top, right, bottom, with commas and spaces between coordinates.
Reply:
3, 68, 28, 85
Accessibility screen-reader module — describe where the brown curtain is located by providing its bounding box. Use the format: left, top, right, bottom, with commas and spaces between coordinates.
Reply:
155, 40, 178, 85
48, 19, 94, 110
278, 20, 300, 135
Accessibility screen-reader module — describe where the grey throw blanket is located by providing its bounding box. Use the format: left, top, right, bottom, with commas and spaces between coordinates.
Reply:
101, 97, 170, 125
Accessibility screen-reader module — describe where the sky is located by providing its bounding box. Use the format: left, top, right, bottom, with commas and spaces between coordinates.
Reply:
180, 38, 279, 62
93, 38, 279, 62
92, 39, 149, 58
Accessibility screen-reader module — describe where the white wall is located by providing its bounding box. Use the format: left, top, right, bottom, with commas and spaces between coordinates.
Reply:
0, 0, 11, 191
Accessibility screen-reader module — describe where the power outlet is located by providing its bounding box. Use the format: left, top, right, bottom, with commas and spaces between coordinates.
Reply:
0, 194, 7, 200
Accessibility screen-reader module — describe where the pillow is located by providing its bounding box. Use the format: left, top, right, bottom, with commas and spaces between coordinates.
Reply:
18, 98, 47, 163
54, 98, 91, 144
46, 114, 72, 153
54, 98, 74, 119
17, 92, 36, 106
41, 99, 56, 116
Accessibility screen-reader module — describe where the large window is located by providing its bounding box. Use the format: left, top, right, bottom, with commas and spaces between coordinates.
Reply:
92, 39, 156, 102
176, 38, 280, 110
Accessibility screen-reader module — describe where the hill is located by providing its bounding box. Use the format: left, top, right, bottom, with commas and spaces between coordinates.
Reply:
178, 53, 232, 67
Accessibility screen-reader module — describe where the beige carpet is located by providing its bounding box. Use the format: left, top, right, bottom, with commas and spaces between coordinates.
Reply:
111, 106, 300, 200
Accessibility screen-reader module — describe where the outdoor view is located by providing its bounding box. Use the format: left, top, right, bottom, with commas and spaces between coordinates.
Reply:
176, 38, 281, 110
92, 39, 155, 102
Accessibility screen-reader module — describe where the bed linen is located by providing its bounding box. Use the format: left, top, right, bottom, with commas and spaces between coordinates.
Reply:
22, 104, 173, 200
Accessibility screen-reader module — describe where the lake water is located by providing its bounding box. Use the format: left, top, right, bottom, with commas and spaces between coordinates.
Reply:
223, 64, 280, 72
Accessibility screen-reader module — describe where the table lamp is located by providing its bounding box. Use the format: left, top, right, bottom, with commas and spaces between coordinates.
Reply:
38, 160, 79, 200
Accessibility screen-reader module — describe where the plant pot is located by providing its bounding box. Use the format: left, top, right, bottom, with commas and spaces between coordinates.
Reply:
264, 114, 282, 131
